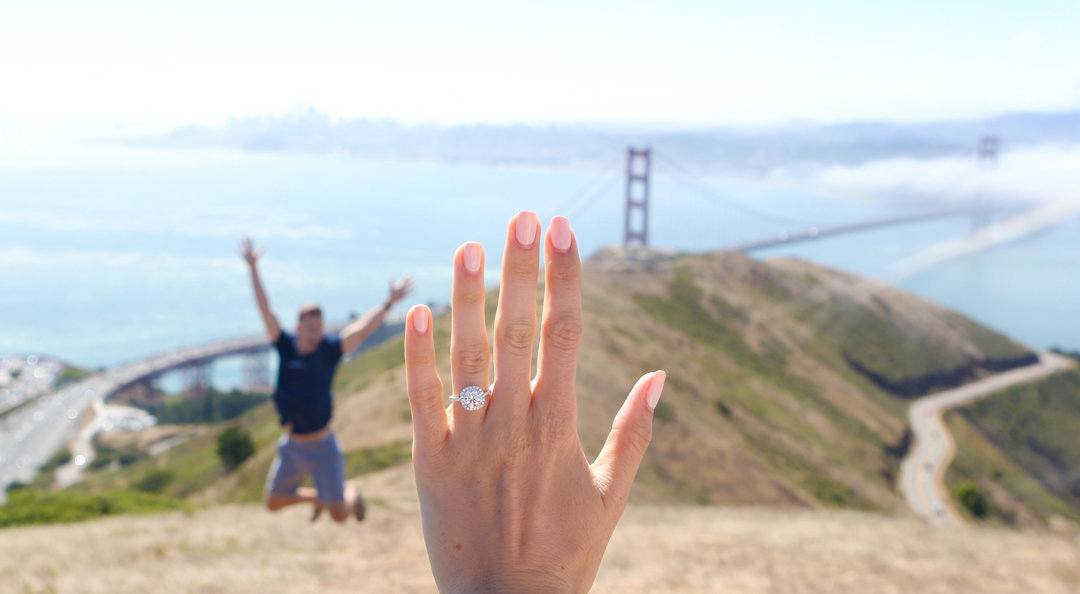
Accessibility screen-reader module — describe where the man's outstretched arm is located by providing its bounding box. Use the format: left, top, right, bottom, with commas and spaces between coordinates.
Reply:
340, 276, 414, 355
241, 237, 282, 343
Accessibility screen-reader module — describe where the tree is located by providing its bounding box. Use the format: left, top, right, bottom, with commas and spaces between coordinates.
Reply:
216, 426, 255, 471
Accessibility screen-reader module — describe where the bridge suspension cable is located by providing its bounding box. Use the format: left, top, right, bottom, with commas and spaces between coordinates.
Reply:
542, 153, 623, 222
652, 151, 808, 228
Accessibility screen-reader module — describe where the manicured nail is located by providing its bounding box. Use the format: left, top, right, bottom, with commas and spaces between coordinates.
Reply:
646, 370, 666, 411
550, 216, 572, 252
463, 242, 482, 274
515, 211, 538, 248
412, 306, 429, 334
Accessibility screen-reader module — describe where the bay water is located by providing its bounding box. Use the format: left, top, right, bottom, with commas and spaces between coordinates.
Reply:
2, 143, 1077, 388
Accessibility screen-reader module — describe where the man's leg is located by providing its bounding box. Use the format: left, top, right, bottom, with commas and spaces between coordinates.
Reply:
265, 436, 319, 515
310, 433, 359, 523
265, 487, 318, 511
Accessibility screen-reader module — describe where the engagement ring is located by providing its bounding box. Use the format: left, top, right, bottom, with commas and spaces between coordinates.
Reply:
450, 384, 492, 411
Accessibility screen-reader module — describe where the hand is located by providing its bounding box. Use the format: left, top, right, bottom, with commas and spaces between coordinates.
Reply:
389, 275, 415, 305
404, 212, 666, 592
239, 237, 263, 266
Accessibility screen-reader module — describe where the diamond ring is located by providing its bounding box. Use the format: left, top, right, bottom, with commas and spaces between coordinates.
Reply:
450, 384, 492, 411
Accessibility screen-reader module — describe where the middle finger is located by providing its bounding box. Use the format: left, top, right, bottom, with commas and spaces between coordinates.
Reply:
491, 211, 541, 417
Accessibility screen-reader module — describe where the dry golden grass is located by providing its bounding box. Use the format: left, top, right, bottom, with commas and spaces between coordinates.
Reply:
5, 463, 1079, 594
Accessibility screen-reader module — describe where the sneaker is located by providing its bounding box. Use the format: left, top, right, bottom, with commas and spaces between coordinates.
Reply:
352, 492, 366, 522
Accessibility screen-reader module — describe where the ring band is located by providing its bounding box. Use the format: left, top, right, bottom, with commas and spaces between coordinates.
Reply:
450, 384, 492, 411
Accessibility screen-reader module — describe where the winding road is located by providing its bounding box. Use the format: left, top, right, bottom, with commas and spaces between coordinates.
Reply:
899, 351, 1072, 525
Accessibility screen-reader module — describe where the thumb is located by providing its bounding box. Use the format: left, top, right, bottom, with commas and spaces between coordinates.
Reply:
591, 370, 666, 507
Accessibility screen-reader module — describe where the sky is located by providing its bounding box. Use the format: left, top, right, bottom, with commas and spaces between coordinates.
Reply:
2, 0, 1078, 135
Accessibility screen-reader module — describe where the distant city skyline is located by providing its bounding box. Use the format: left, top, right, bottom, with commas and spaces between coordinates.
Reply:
2, 0, 1078, 135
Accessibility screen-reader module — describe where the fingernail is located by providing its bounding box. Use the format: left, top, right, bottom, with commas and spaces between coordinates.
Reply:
646, 370, 666, 411
412, 306, 429, 334
550, 216, 572, 252
463, 243, 482, 274
515, 211, 538, 248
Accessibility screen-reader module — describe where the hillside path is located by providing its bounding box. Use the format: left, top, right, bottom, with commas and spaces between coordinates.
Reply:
899, 351, 1072, 525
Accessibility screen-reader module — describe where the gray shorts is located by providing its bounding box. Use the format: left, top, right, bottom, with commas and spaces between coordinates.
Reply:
265, 431, 346, 504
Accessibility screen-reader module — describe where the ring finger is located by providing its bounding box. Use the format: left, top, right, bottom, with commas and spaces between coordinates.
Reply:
450, 242, 491, 425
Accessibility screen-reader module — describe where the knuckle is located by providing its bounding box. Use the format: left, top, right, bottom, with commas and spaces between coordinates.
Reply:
542, 312, 583, 353
454, 342, 490, 376
406, 377, 443, 408
507, 256, 539, 282
616, 422, 653, 458
547, 262, 581, 288
455, 287, 486, 307
498, 319, 536, 354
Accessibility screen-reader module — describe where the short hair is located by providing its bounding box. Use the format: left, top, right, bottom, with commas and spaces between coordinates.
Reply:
297, 302, 323, 322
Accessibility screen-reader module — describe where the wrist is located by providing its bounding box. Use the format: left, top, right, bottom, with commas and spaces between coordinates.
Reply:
444, 572, 574, 594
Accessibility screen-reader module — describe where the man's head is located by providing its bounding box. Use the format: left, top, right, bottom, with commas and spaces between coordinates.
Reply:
296, 302, 324, 353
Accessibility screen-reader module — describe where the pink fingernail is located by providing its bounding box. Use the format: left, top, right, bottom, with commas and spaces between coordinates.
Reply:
515, 211, 538, 248
550, 216, 572, 252
412, 306, 429, 334
646, 370, 666, 411
463, 243, 482, 274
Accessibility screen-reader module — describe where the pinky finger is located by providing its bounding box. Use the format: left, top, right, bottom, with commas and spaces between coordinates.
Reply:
405, 305, 450, 448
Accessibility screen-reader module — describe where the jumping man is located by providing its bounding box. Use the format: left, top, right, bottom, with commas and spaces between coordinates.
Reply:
241, 237, 413, 523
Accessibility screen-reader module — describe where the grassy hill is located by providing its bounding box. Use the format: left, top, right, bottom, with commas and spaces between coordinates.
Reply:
31, 248, 1075, 527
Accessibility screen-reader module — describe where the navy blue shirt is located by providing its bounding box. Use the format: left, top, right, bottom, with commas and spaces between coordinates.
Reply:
272, 331, 343, 434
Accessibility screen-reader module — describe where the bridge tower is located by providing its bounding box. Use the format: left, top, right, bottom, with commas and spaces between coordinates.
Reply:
183, 362, 212, 399
624, 147, 651, 248
977, 135, 999, 168
243, 352, 272, 394
973, 135, 1001, 229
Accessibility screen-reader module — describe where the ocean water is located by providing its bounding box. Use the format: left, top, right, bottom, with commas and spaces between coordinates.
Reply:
2, 143, 1078, 382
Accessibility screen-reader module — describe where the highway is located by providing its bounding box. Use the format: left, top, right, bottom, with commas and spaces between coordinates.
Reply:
0, 334, 272, 501
898, 351, 1072, 525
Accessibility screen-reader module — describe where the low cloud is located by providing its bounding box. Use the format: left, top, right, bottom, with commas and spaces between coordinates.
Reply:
786, 144, 1080, 209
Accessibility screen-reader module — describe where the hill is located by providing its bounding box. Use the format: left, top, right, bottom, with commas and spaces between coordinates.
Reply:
49, 247, 1078, 530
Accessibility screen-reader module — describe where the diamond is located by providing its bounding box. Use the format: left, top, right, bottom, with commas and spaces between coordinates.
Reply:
457, 385, 488, 411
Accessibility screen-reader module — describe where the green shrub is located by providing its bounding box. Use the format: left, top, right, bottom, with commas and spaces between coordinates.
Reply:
714, 398, 733, 417
133, 469, 175, 493
0, 489, 180, 528
43, 448, 72, 471
216, 426, 255, 471
955, 481, 989, 518
653, 399, 676, 422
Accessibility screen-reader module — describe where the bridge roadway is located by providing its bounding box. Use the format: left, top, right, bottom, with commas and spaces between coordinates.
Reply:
0, 332, 275, 499
729, 208, 974, 253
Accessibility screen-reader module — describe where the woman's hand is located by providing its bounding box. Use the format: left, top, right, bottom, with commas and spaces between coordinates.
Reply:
404, 212, 666, 592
